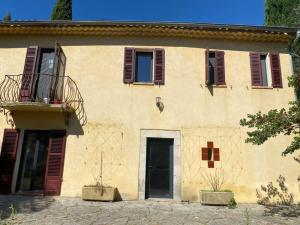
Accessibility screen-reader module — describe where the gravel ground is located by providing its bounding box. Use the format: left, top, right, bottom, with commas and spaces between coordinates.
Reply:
0, 195, 299, 225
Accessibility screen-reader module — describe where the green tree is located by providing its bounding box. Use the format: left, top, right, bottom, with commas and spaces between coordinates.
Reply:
265, 0, 300, 26
3, 12, 11, 22
240, 99, 300, 156
51, 0, 72, 20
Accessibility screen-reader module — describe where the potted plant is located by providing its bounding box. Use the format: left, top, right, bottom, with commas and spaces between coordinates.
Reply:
82, 152, 117, 201
200, 168, 234, 205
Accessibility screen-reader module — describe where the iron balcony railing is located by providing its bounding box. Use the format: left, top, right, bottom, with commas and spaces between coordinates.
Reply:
0, 74, 87, 125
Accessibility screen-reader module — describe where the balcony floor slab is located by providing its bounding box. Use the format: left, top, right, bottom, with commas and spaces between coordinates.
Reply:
0, 102, 73, 112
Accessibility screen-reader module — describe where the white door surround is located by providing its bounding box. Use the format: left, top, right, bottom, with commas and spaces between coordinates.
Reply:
138, 129, 181, 200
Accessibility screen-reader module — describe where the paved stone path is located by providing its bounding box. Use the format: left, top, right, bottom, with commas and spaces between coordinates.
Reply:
0, 195, 299, 225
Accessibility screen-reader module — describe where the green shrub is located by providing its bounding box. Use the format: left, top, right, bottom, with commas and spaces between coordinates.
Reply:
256, 175, 294, 206
227, 197, 237, 209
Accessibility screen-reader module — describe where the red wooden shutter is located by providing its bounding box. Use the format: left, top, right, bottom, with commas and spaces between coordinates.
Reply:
154, 48, 165, 85
270, 53, 283, 88
215, 51, 225, 85
44, 131, 66, 196
20, 46, 39, 102
123, 48, 135, 84
205, 49, 210, 84
0, 129, 20, 194
250, 53, 262, 86
51, 42, 66, 103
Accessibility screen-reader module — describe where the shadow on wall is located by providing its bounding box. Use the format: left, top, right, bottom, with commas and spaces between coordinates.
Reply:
0, 195, 55, 220
0, 35, 290, 53
67, 112, 85, 136
207, 85, 214, 96
10, 111, 84, 136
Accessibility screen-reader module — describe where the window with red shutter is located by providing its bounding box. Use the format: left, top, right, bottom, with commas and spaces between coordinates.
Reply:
206, 50, 225, 85
44, 131, 66, 196
0, 129, 20, 194
123, 48, 165, 85
250, 52, 282, 88
20, 43, 68, 103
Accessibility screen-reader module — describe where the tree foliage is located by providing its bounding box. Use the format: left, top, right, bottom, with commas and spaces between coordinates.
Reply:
51, 0, 72, 20
265, 0, 300, 26
240, 101, 300, 155
3, 12, 11, 22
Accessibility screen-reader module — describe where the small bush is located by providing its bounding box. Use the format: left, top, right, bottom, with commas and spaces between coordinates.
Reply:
256, 175, 294, 206
227, 197, 237, 209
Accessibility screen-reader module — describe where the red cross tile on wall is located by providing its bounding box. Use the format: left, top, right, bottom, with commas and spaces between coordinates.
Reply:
201, 141, 220, 168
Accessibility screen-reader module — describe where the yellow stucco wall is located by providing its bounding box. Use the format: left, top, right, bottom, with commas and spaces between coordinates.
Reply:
0, 35, 299, 203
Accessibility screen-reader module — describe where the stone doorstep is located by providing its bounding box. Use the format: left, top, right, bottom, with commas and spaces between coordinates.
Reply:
145, 198, 179, 203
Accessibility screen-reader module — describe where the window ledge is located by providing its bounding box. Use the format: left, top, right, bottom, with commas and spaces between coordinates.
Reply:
206, 84, 227, 88
133, 82, 155, 86
251, 86, 273, 89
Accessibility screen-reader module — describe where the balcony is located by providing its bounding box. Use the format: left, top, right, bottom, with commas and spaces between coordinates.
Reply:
0, 74, 86, 125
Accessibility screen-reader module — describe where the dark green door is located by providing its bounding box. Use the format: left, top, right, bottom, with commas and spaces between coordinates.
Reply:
145, 138, 173, 199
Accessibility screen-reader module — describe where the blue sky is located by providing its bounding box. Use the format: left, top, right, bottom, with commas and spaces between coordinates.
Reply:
0, 0, 264, 25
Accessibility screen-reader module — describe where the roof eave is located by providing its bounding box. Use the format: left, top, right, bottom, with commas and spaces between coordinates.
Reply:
0, 20, 297, 42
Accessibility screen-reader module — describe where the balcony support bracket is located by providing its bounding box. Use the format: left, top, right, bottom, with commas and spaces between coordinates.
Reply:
0, 107, 15, 128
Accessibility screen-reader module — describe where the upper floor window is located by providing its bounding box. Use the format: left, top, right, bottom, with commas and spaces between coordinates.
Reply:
20, 43, 66, 103
135, 52, 153, 83
205, 50, 225, 85
250, 52, 282, 88
123, 48, 165, 85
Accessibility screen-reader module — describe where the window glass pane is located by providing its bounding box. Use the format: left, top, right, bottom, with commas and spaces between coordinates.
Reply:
135, 52, 153, 82
209, 52, 215, 84
36, 49, 55, 101
260, 55, 268, 86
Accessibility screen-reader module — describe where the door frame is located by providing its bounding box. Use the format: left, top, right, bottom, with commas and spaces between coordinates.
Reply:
11, 130, 25, 193
16, 130, 52, 193
11, 129, 66, 194
139, 129, 181, 200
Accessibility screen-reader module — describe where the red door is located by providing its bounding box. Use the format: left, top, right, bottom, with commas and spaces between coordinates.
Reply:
44, 131, 66, 196
0, 129, 20, 194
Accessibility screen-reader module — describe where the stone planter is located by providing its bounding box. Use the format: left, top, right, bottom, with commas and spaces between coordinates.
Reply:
82, 185, 116, 202
200, 191, 234, 205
